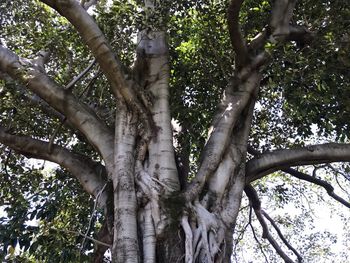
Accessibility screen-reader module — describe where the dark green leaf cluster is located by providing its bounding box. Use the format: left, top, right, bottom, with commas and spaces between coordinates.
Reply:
0, 158, 96, 262
169, 1, 233, 170
264, 0, 350, 143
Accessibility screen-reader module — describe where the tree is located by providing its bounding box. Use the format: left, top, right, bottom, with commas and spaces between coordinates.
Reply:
0, 0, 349, 262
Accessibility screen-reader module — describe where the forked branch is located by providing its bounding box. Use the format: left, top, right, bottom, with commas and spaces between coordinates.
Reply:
282, 168, 350, 208
245, 185, 301, 263
247, 146, 350, 208
248, 207, 270, 263
0, 45, 114, 166
39, 0, 148, 118
185, 71, 261, 202
261, 211, 302, 262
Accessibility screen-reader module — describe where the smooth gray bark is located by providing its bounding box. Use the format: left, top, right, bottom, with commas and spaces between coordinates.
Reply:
1, 0, 349, 262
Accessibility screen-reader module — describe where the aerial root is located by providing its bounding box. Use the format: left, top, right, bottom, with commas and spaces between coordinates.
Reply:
181, 202, 226, 263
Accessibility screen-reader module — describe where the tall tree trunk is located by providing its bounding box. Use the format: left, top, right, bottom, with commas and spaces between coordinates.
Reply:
107, 21, 262, 260
112, 105, 139, 262
108, 21, 183, 261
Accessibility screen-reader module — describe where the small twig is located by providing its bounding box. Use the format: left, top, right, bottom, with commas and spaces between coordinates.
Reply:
65, 50, 74, 80
327, 164, 350, 193
207, 37, 231, 83
48, 117, 67, 153
79, 70, 102, 99
334, 173, 349, 196
239, 204, 250, 212
233, 207, 251, 260
48, 66, 100, 153
25, 188, 46, 202
53, 228, 111, 248
4, 149, 12, 177
336, 164, 350, 180
80, 182, 108, 251
5, 107, 17, 133
291, 183, 314, 214
65, 59, 96, 90
234, 207, 251, 246
312, 164, 327, 177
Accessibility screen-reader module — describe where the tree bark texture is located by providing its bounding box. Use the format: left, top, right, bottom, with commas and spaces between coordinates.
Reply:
1, 0, 348, 262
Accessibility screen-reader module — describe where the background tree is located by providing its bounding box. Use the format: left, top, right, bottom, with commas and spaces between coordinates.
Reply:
0, 0, 349, 262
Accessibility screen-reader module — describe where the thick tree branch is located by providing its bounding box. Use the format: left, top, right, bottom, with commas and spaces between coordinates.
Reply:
227, 0, 249, 67
285, 25, 315, 46
39, 0, 149, 122
0, 126, 108, 203
39, 0, 156, 141
39, 0, 127, 96
112, 106, 139, 261
185, 50, 268, 202
245, 185, 299, 263
0, 45, 114, 167
270, 0, 314, 46
246, 143, 350, 183
270, 0, 296, 40
185, 71, 261, 202
219, 96, 258, 226
247, 146, 350, 208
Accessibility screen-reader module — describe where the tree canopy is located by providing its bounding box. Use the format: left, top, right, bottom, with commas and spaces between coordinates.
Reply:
0, 0, 350, 262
